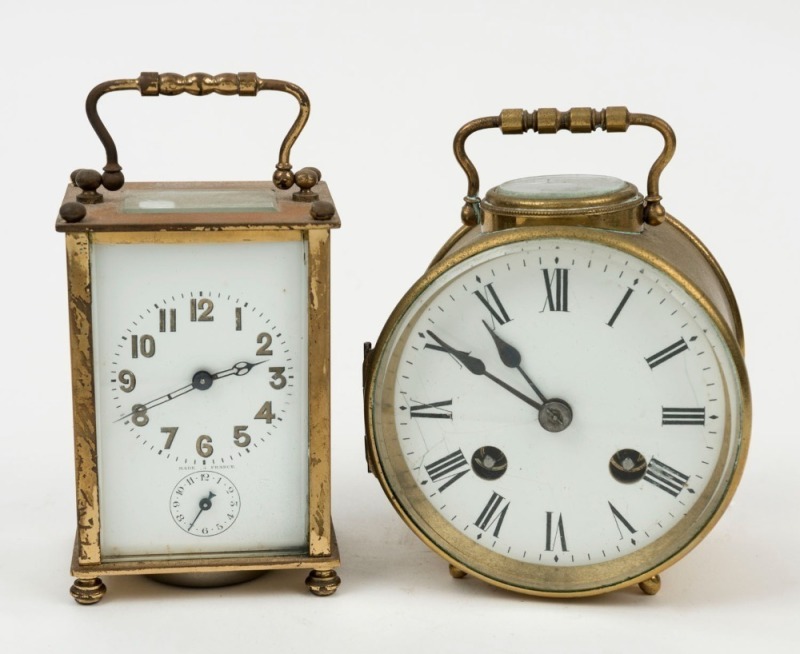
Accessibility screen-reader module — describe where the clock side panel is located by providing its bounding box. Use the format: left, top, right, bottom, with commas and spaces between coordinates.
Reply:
65, 233, 101, 566
307, 229, 334, 557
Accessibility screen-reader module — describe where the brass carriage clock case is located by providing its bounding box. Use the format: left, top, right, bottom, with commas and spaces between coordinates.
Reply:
56, 73, 340, 603
363, 107, 750, 597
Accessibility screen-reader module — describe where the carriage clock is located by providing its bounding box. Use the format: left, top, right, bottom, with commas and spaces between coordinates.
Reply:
56, 73, 340, 604
364, 106, 750, 597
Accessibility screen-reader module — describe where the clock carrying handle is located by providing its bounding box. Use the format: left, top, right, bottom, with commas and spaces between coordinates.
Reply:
84, 72, 310, 192
454, 107, 676, 227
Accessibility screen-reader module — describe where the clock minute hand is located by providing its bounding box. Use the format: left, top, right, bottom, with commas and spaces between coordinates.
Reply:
425, 330, 542, 411
210, 360, 265, 380
482, 320, 548, 405
115, 382, 195, 422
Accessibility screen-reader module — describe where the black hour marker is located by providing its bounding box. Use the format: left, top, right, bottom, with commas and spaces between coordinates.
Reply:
475, 492, 510, 538
662, 407, 706, 426
409, 399, 453, 420
545, 511, 568, 551
608, 502, 637, 544
473, 282, 511, 325
235, 307, 242, 331
644, 458, 691, 497
645, 338, 689, 369
542, 268, 569, 312
607, 287, 633, 327
423, 449, 470, 492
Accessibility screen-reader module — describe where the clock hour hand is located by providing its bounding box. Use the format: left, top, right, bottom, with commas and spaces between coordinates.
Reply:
482, 320, 548, 404
425, 330, 543, 410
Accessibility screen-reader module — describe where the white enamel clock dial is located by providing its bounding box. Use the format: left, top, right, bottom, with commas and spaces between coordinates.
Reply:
370, 231, 746, 594
91, 238, 309, 559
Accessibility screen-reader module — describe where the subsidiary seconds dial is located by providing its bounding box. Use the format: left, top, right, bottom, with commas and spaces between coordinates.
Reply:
109, 292, 295, 464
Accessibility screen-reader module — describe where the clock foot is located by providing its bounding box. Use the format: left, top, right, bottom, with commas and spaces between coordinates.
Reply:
70, 577, 107, 605
638, 574, 662, 596
449, 564, 467, 579
305, 569, 341, 596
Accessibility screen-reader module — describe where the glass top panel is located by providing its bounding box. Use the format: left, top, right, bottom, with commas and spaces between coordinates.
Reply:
122, 189, 278, 214
495, 174, 627, 200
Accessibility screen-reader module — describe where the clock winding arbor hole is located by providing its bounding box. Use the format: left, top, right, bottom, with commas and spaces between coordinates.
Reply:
471, 446, 508, 481
609, 449, 647, 483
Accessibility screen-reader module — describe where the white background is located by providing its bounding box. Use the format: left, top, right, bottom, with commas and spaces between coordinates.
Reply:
1, 1, 797, 651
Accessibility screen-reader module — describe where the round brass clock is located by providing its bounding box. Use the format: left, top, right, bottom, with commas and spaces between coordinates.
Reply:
363, 107, 750, 597
57, 73, 340, 603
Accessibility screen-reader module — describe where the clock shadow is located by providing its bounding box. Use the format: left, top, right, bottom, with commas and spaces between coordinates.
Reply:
100, 569, 311, 603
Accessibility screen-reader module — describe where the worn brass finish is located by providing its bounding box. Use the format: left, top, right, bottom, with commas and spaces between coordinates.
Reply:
64, 223, 340, 595
305, 568, 342, 596
56, 180, 340, 233
65, 233, 100, 566
60, 186, 339, 600
69, 577, 106, 605
638, 575, 662, 596
454, 107, 675, 227
481, 177, 644, 233
364, 225, 750, 597
84, 72, 310, 192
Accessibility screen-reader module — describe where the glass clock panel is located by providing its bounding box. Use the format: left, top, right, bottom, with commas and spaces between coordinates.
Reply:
372, 235, 744, 591
91, 238, 309, 560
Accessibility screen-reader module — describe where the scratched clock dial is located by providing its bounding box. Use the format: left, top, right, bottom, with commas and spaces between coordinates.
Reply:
370, 235, 745, 592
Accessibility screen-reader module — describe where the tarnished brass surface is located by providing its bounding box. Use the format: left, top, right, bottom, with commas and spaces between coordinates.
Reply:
84, 73, 310, 192
364, 225, 750, 597
71, 529, 340, 578
69, 577, 106, 605
63, 197, 340, 598
65, 234, 100, 565
305, 568, 342, 596
481, 176, 644, 233
56, 181, 340, 233
307, 229, 333, 556
638, 575, 662, 596
454, 107, 675, 228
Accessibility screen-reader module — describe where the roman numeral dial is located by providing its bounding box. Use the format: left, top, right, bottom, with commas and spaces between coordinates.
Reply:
374, 236, 740, 577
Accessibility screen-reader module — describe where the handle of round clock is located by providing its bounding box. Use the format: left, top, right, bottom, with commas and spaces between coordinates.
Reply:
84, 72, 310, 192
453, 106, 676, 228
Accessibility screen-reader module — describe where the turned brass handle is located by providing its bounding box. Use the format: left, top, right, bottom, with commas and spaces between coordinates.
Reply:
85, 72, 310, 191
453, 107, 676, 227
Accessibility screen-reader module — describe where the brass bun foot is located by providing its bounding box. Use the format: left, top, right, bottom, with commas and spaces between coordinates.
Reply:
70, 577, 107, 605
305, 569, 341, 596
449, 564, 467, 579
638, 574, 662, 596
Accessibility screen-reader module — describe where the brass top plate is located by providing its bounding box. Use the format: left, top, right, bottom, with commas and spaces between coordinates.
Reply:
55, 180, 340, 232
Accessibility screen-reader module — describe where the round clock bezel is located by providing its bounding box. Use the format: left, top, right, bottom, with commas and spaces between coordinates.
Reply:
366, 224, 750, 597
